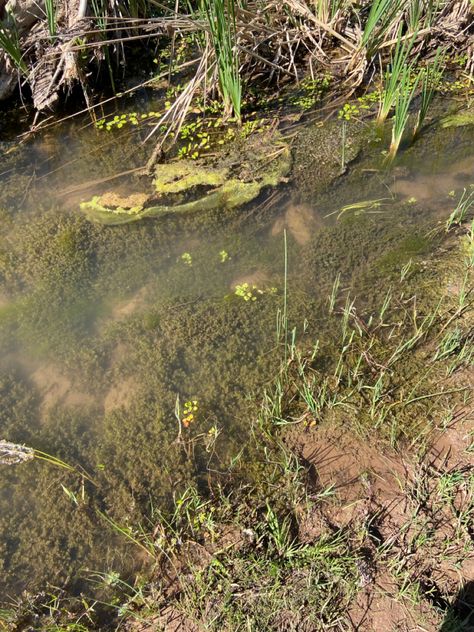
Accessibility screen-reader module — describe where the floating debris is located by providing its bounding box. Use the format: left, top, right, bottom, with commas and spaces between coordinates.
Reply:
0, 441, 34, 465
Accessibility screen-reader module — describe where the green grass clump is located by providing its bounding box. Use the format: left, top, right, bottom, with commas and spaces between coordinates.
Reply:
0, 16, 26, 73
361, 0, 405, 59
377, 29, 415, 127
412, 47, 445, 139
201, 0, 242, 121
387, 62, 419, 162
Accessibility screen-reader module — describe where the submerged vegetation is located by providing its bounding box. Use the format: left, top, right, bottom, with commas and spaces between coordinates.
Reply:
1, 190, 473, 629
0, 0, 473, 629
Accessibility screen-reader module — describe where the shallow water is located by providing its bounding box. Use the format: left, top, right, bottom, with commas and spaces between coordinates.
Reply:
0, 96, 473, 600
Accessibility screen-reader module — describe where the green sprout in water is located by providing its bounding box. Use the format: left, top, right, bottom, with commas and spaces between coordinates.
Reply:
234, 283, 277, 302
181, 252, 193, 266
338, 103, 360, 121
182, 400, 198, 428
95, 111, 161, 132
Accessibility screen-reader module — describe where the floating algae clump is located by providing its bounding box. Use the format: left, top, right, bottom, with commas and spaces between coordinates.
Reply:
80, 132, 291, 225
154, 161, 228, 193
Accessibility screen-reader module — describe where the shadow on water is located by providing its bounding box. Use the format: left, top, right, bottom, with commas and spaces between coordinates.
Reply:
440, 581, 474, 632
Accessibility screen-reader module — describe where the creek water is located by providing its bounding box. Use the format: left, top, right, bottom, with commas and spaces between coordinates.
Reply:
0, 96, 473, 600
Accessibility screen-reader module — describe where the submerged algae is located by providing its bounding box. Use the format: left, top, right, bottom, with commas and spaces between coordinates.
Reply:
80, 132, 292, 225
154, 161, 228, 193
1, 89, 474, 610
441, 106, 474, 129
292, 118, 365, 200
0, 196, 292, 597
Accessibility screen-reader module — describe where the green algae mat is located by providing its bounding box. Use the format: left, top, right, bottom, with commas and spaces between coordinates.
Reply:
80, 134, 292, 225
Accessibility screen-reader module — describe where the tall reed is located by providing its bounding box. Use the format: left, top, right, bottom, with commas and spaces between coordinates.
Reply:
361, 0, 406, 59
45, 0, 57, 38
90, 0, 116, 91
0, 17, 26, 73
201, 0, 241, 120
377, 29, 415, 126
412, 47, 444, 139
387, 63, 419, 162
424, 0, 445, 27
407, 0, 423, 31
314, 0, 345, 23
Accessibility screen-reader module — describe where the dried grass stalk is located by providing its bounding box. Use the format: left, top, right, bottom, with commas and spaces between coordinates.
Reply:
0, 440, 34, 465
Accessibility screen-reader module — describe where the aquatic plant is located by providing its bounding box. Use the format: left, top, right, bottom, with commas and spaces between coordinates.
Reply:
181, 252, 193, 266
338, 103, 360, 121
0, 16, 26, 73
235, 283, 261, 302
178, 129, 211, 159
412, 48, 445, 139
361, 0, 406, 59
446, 187, 474, 231
387, 64, 420, 162
326, 198, 388, 220
289, 74, 332, 111
377, 31, 416, 127
182, 400, 199, 428
95, 111, 161, 131
234, 283, 277, 302
200, 0, 242, 120
219, 250, 230, 262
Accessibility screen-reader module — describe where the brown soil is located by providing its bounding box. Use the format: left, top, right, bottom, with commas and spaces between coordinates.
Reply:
111, 286, 149, 321
271, 202, 321, 245
392, 156, 474, 204
0, 292, 9, 309
125, 608, 199, 632
99, 191, 150, 210
284, 396, 474, 632
29, 362, 96, 419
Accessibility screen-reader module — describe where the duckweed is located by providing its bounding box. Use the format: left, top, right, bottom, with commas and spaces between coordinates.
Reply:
182, 399, 199, 428
181, 252, 193, 266
95, 111, 162, 132
234, 284, 277, 302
